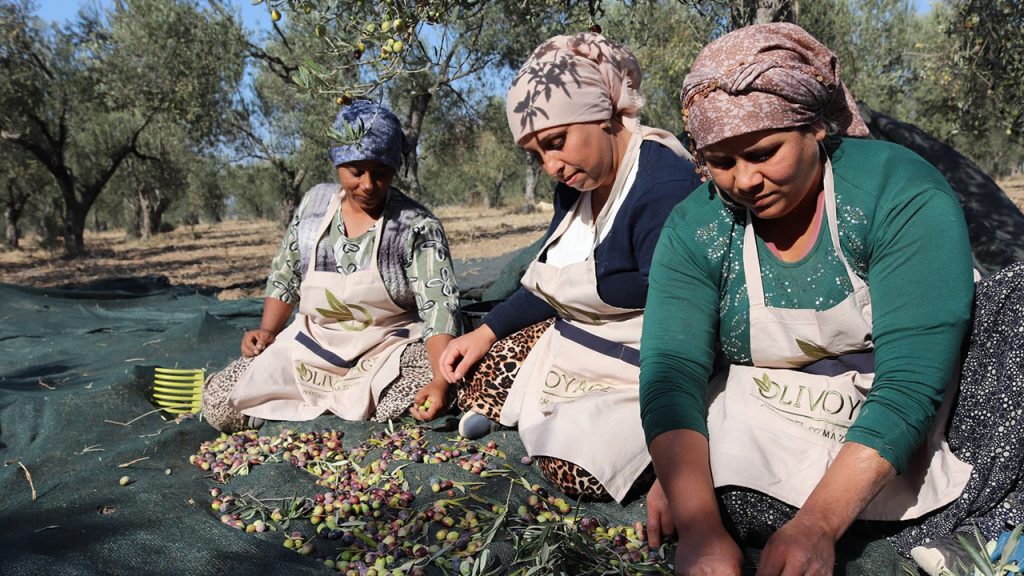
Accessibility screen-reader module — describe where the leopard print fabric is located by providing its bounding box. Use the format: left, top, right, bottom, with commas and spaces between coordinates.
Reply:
535, 457, 657, 502
371, 341, 431, 422
201, 341, 433, 433
536, 456, 611, 500
202, 356, 254, 433
456, 318, 554, 420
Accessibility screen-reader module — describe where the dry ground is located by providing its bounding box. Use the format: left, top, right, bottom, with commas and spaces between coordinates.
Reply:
3, 179, 1022, 299
0, 204, 551, 299
1005, 175, 1024, 213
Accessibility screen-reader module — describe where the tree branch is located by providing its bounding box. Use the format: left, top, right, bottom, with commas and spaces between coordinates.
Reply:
81, 113, 155, 207
247, 43, 298, 83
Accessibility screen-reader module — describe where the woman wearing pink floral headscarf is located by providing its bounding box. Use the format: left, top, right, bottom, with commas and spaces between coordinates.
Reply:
440, 32, 702, 502
640, 22, 1024, 576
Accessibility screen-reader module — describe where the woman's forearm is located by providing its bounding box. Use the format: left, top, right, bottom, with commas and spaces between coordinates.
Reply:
650, 429, 744, 575
425, 333, 455, 381
649, 429, 724, 534
793, 441, 896, 541
260, 297, 295, 335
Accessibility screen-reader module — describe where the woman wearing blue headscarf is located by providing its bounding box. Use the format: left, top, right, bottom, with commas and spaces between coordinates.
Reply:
202, 101, 461, 431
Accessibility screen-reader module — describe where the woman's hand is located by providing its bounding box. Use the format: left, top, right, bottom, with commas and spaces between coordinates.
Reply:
645, 478, 675, 548
648, 476, 742, 575
410, 378, 448, 421
241, 329, 277, 357
753, 442, 894, 576
674, 523, 744, 576
242, 298, 293, 357
755, 515, 835, 576
648, 429, 743, 576
440, 326, 497, 384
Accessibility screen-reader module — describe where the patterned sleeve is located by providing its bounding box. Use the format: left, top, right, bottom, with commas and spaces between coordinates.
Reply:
406, 218, 462, 338
263, 195, 307, 305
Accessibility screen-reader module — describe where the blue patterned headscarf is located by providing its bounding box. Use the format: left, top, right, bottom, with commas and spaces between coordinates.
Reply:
329, 100, 405, 170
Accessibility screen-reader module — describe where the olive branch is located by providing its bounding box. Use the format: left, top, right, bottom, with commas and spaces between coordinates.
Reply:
315, 289, 373, 331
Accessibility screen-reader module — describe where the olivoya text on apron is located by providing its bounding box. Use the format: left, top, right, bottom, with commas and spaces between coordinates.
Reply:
230, 189, 422, 421
705, 156, 971, 521
500, 131, 651, 503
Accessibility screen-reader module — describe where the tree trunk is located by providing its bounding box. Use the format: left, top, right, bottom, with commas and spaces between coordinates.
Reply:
402, 92, 432, 199
137, 187, 153, 240
137, 186, 170, 238
5, 205, 20, 248
150, 194, 168, 236
523, 150, 540, 207
4, 181, 27, 249
731, 0, 797, 27
281, 167, 307, 226
62, 200, 87, 257
485, 167, 507, 209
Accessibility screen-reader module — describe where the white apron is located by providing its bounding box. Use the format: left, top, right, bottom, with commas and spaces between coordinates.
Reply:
705, 158, 972, 521
500, 132, 651, 503
230, 191, 421, 421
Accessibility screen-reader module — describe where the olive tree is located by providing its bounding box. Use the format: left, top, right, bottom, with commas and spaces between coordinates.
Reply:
0, 143, 52, 248
0, 0, 245, 256
943, 0, 1024, 145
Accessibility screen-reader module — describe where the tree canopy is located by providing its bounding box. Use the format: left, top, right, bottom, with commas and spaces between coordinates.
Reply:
1, 0, 1022, 256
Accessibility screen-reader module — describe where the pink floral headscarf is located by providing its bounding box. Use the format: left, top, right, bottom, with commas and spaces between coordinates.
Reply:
680, 22, 869, 150
506, 32, 687, 159
506, 32, 643, 144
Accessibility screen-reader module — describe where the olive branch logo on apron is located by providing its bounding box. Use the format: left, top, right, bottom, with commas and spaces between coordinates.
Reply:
754, 372, 776, 395
534, 283, 606, 325
315, 289, 374, 331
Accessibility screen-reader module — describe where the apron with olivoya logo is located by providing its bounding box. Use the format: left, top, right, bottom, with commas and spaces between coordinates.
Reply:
499, 131, 651, 503
705, 157, 972, 521
230, 190, 422, 421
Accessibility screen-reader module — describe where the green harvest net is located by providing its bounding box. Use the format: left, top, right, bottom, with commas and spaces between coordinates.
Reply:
0, 267, 914, 576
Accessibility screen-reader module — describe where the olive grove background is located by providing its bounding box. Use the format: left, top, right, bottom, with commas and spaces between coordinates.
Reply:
1, 0, 1022, 257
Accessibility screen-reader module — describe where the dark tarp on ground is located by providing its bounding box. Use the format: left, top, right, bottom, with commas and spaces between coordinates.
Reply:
0, 276, 911, 576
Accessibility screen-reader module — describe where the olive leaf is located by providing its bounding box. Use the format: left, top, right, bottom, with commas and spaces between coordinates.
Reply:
533, 283, 606, 326
296, 362, 310, 380
957, 526, 997, 576
315, 289, 373, 331
796, 339, 833, 360
997, 522, 1024, 567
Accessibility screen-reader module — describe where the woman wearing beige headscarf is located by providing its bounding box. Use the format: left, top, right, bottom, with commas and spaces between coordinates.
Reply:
440, 32, 702, 502
640, 22, 1024, 576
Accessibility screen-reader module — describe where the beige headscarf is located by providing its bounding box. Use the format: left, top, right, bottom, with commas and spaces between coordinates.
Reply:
680, 22, 869, 150
506, 32, 689, 158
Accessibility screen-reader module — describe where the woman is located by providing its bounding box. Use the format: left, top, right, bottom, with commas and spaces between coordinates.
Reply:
640, 23, 1024, 576
441, 32, 702, 502
202, 100, 460, 432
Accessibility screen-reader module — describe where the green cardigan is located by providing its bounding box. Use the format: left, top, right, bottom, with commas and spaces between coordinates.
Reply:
639, 138, 974, 473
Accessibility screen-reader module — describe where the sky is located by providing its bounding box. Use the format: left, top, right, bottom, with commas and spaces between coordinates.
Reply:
35, 0, 273, 31
35, 0, 936, 28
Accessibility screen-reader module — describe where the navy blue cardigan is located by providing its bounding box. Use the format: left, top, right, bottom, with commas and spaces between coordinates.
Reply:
483, 140, 702, 339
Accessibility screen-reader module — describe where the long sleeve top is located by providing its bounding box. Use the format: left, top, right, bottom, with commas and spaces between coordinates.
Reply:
482, 140, 702, 338
639, 138, 974, 473
265, 185, 462, 339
